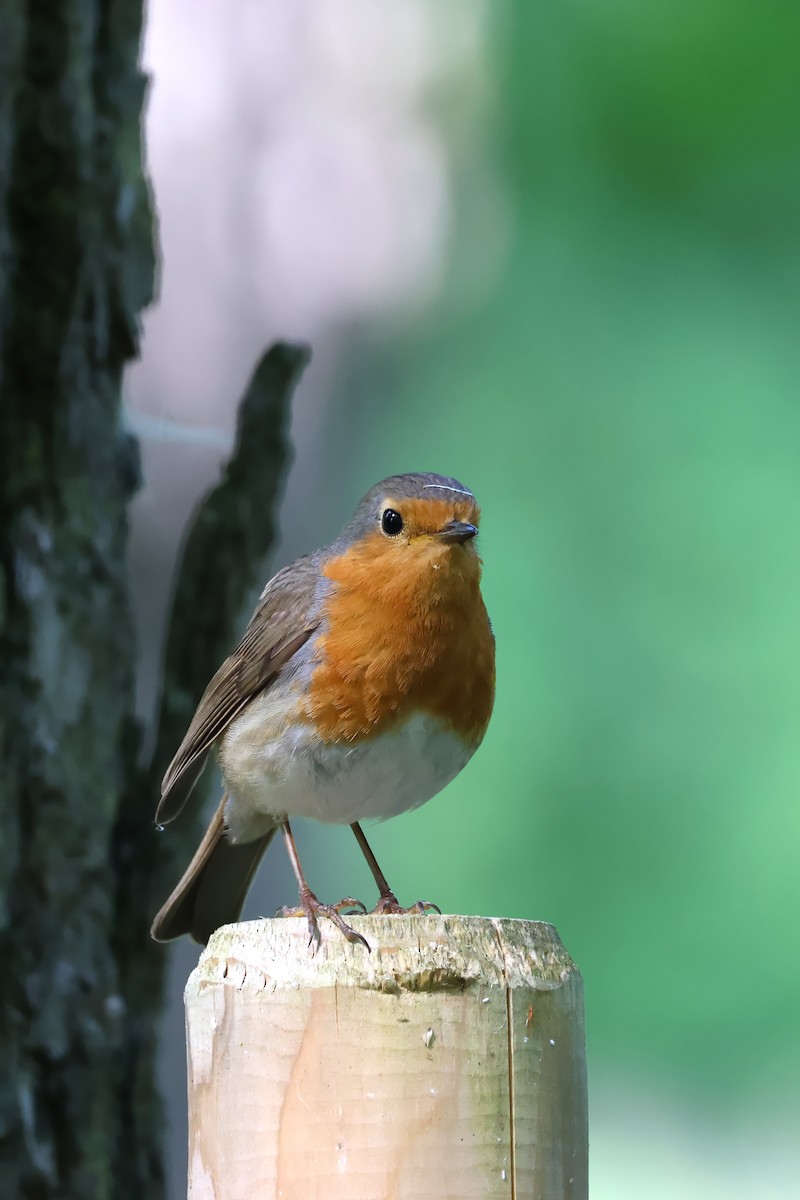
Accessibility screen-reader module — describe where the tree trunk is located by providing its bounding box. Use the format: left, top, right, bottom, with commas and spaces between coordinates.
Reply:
0, 2, 154, 1196
0, 12, 310, 1198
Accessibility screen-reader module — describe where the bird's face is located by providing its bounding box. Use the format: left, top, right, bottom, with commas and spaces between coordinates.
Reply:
375, 492, 480, 547
325, 479, 484, 607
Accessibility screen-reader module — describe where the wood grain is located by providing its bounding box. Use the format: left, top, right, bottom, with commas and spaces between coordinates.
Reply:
184, 915, 587, 1200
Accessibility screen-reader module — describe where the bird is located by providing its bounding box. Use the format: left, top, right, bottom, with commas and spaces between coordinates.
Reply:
150, 472, 495, 949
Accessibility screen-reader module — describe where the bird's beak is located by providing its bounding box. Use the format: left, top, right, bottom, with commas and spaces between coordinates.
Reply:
436, 520, 478, 544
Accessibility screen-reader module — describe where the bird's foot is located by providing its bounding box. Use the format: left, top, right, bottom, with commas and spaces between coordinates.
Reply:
277, 889, 369, 950
370, 890, 442, 916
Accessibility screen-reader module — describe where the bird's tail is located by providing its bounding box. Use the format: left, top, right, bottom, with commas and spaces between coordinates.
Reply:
150, 796, 276, 945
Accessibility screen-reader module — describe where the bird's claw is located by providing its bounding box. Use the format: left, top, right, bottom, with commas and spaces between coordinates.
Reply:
370, 891, 442, 916
277, 890, 370, 950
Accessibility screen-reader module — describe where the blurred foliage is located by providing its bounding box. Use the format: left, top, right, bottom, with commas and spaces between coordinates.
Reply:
306, 0, 800, 1113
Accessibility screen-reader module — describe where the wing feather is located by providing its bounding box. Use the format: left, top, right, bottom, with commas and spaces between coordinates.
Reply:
156, 555, 320, 824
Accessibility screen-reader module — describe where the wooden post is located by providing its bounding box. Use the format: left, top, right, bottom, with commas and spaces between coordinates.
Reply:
184, 915, 587, 1199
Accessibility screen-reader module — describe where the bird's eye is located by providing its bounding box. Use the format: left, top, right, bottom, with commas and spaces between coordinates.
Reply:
381, 508, 404, 536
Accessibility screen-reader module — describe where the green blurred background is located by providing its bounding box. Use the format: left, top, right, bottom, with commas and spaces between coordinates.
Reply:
141, 2, 799, 1195
297, 2, 800, 1192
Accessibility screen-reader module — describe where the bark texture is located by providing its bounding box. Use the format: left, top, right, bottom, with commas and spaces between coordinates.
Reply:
0, 4, 307, 1197
0, 3, 154, 1197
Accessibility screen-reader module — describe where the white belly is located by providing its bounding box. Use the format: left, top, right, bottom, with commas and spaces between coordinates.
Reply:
218, 688, 474, 843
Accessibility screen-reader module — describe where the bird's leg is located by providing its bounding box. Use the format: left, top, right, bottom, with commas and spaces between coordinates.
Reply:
350, 822, 441, 916
277, 819, 369, 949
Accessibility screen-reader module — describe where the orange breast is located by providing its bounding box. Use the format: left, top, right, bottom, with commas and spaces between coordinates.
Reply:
304, 530, 495, 746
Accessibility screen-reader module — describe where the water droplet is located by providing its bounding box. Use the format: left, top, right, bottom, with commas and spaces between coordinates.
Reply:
154, 824, 164, 833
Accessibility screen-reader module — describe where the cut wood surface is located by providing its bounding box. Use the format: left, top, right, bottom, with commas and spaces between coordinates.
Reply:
184, 915, 588, 1200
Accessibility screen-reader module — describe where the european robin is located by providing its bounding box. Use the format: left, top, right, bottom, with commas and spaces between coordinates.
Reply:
151, 472, 495, 948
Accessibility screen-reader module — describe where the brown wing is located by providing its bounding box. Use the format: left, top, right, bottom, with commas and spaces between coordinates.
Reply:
155, 554, 320, 825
